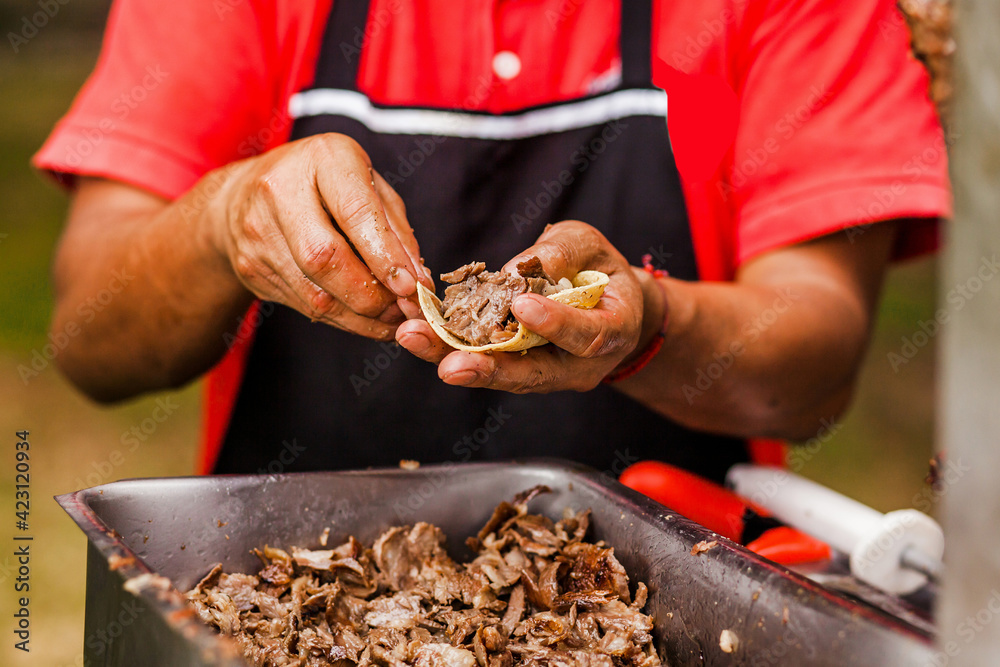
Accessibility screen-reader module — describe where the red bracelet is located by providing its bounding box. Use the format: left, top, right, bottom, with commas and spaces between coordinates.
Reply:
603, 255, 670, 384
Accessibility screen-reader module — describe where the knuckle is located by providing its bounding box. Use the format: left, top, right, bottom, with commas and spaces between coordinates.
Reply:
547, 237, 578, 267
298, 239, 338, 277
563, 219, 599, 240
345, 292, 387, 319
234, 255, 262, 284
255, 168, 284, 200
338, 191, 378, 229
306, 292, 344, 322
579, 329, 613, 358
546, 315, 588, 355
319, 134, 370, 167
241, 214, 269, 243
509, 370, 546, 395
325, 132, 363, 154
558, 219, 586, 233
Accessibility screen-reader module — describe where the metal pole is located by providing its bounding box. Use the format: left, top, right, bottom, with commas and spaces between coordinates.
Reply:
939, 0, 1000, 663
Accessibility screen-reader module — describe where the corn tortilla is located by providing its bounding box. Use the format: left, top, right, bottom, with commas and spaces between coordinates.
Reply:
416, 270, 610, 352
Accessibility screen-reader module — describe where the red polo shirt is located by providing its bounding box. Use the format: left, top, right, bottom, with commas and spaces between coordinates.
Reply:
34, 0, 951, 471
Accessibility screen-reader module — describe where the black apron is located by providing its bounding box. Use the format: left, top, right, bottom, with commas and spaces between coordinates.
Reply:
215, 0, 748, 483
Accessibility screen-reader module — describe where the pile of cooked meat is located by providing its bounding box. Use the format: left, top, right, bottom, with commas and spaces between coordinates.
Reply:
186, 486, 661, 667
437, 258, 571, 346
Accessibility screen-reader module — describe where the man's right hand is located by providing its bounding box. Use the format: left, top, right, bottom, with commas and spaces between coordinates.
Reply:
211, 133, 429, 340
51, 133, 429, 402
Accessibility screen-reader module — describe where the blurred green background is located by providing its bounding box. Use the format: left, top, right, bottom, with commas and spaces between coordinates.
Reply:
0, 2, 940, 664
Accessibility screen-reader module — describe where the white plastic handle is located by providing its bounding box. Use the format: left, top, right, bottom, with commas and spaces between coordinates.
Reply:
727, 464, 944, 595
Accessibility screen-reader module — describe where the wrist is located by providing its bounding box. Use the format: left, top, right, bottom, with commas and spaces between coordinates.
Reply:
603, 266, 669, 383
198, 160, 250, 273
635, 268, 669, 353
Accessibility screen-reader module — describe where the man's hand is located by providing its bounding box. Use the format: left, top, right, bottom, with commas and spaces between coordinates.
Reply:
396, 215, 903, 442
212, 133, 429, 340
51, 134, 430, 402
396, 221, 664, 392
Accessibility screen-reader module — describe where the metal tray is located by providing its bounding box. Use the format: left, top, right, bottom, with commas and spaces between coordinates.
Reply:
56, 459, 935, 665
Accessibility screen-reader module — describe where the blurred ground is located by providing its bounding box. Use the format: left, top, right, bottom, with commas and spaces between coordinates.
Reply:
0, 3, 940, 665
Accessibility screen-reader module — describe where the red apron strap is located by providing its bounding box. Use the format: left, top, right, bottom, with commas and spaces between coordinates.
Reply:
198, 301, 261, 474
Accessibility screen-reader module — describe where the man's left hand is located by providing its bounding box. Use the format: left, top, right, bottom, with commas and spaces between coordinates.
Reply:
396, 220, 661, 393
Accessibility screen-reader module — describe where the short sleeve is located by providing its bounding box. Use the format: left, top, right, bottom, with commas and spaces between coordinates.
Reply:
32, 0, 283, 200
728, 0, 951, 264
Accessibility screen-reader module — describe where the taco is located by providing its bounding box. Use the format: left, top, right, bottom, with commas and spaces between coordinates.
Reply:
416, 257, 609, 352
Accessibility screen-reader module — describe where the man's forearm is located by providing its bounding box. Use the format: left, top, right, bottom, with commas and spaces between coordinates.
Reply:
616, 277, 859, 439
615, 224, 897, 441
51, 171, 252, 402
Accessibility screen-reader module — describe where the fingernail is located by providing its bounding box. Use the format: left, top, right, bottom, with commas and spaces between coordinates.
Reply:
513, 296, 545, 326
378, 304, 404, 323
445, 370, 478, 386
399, 332, 430, 354
386, 267, 416, 297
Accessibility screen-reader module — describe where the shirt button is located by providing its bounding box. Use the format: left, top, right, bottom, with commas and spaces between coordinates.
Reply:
492, 50, 522, 80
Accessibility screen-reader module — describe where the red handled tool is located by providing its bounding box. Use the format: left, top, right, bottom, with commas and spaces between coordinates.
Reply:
619, 461, 831, 565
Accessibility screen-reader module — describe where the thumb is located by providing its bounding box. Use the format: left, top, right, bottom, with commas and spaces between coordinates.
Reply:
502, 220, 599, 280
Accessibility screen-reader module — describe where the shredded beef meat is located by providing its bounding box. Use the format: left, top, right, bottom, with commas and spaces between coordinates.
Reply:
437, 258, 558, 346
187, 487, 662, 667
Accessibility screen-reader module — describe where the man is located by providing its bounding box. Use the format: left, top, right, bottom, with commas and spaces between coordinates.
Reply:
35, 0, 950, 481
